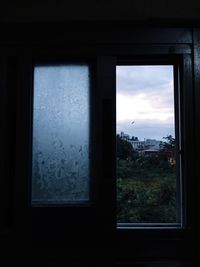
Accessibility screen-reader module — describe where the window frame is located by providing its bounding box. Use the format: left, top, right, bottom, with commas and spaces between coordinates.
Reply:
115, 59, 183, 229
96, 51, 195, 260
0, 24, 197, 262
25, 57, 101, 239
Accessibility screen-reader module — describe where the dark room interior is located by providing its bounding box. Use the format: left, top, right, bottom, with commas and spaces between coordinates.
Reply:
1, 1, 200, 266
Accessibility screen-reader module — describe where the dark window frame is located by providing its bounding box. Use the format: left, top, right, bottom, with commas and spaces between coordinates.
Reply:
115, 58, 183, 229
94, 50, 195, 262
0, 24, 198, 263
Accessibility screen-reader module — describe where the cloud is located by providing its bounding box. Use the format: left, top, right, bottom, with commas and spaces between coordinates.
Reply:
117, 92, 174, 122
117, 65, 173, 96
116, 65, 175, 140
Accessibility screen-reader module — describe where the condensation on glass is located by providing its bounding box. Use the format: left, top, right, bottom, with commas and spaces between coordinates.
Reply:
116, 65, 181, 226
32, 65, 90, 204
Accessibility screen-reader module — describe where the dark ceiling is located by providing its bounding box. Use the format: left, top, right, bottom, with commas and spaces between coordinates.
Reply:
0, 0, 200, 23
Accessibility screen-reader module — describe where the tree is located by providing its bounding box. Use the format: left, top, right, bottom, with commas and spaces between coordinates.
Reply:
159, 135, 175, 161
131, 136, 138, 141
116, 134, 135, 160
163, 135, 175, 155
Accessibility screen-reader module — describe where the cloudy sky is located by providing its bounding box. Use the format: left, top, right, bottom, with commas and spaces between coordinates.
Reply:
116, 65, 175, 141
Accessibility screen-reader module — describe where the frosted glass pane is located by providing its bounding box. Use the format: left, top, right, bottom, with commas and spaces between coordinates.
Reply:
32, 65, 90, 204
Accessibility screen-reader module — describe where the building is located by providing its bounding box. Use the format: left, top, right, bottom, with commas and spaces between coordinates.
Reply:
120, 131, 130, 141
120, 132, 161, 152
130, 140, 145, 150
145, 139, 161, 149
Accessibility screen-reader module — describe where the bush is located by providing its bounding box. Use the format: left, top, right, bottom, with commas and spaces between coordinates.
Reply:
117, 159, 177, 223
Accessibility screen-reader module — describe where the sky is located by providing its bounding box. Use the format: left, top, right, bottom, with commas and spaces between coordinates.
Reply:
116, 65, 175, 141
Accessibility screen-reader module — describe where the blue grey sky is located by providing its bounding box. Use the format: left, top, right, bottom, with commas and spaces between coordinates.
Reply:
116, 66, 175, 141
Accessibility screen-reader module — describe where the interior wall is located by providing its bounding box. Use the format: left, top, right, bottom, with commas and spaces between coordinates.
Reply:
0, 0, 200, 22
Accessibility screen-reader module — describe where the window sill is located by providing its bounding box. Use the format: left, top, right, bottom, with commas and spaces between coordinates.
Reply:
117, 223, 182, 229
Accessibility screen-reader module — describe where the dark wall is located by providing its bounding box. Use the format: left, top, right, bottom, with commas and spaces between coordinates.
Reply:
0, 0, 200, 22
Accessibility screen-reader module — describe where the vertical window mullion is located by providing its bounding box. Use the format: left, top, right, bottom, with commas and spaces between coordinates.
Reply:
174, 62, 182, 227
181, 54, 194, 229
96, 56, 116, 231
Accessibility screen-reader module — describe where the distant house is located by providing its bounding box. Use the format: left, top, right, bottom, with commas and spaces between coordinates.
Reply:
119, 132, 162, 153
120, 131, 130, 141
145, 139, 161, 149
130, 140, 145, 150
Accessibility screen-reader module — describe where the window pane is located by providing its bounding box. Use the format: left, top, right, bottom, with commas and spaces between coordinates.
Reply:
32, 65, 90, 204
116, 65, 180, 225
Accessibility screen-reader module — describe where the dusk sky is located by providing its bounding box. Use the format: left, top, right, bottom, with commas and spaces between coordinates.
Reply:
116, 66, 175, 141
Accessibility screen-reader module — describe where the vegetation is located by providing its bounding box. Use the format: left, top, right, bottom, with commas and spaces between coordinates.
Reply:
117, 135, 177, 223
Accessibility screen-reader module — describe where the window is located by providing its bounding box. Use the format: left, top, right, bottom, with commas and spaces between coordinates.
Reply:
32, 64, 91, 205
3, 25, 196, 263
116, 65, 182, 227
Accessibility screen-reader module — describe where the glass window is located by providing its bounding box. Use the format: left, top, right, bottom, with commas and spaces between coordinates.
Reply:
116, 65, 181, 226
32, 64, 90, 205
